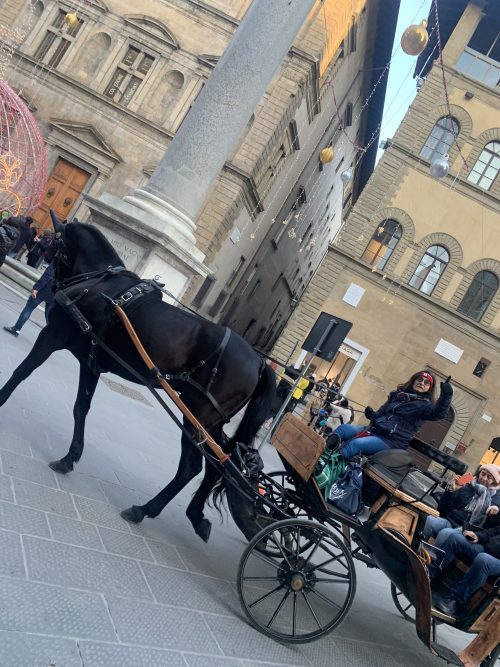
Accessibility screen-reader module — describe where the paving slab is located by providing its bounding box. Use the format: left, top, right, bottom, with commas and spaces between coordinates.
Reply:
12, 477, 78, 517
0, 630, 82, 667
78, 641, 186, 667
23, 535, 152, 600
0, 576, 116, 640
107, 595, 222, 653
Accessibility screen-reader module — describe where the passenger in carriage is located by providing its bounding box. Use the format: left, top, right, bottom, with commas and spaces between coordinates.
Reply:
423, 464, 500, 541
429, 510, 500, 618
325, 371, 453, 460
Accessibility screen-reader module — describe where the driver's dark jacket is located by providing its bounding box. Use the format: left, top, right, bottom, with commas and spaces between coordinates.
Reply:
438, 484, 500, 528
369, 389, 452, 449
475, 513, 500, 559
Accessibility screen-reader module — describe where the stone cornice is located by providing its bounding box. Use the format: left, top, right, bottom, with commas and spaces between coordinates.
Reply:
329, 245, 500, 351
222, 162, 263, 219
184, 0, 240, 27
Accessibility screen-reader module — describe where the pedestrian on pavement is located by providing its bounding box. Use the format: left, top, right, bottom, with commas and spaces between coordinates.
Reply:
26, 229, 53, 268
7, 215, 34, 258
0, 218, 21, 268
3, 263, 55, 337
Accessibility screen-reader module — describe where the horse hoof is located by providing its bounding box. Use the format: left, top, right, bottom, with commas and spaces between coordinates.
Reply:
48, 458, 73, 474
120, 505, 144, 524
195, 518, 212, 543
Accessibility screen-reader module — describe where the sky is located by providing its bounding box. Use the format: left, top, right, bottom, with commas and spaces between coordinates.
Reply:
376, 0, 433, 162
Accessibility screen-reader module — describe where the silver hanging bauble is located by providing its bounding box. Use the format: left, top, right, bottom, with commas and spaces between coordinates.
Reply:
429, 154, 449, 179
340, 168, 353, 183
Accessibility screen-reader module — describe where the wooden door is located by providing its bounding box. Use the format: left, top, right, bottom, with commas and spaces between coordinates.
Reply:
34, 158, 91, 231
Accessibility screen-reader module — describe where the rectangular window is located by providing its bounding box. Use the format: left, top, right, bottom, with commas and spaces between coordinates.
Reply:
34, 9, 83, 68
191, 276, 215, 308
105, 47, 155, 107
227, 256, 245, 287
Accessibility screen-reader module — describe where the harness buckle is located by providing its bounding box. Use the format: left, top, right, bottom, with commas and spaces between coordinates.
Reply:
121, 290, 135, 303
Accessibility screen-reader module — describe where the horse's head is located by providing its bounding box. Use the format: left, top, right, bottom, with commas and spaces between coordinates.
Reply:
48, 210, 124, 286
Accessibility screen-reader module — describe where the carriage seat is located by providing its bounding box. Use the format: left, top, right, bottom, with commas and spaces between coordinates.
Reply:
408, 438, 468, 476
364, 450, 440, 509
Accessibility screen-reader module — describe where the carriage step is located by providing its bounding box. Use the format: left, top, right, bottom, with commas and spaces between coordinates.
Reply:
430, 643, 465, 666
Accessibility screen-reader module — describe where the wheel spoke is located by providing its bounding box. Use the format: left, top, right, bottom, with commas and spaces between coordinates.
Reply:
242, 576, 284, 582
313, 577, 351, 584
300, 590, 324, 631
250, 548, 282, 570
266, 588, 291, 628
295, 527, 301, 560
308, 555, 350, 576
268, 531, 294, 568
309, 586, 342, 611
292, 591, 297, 637
248, 583, 285, 609
302, 532, 322, 567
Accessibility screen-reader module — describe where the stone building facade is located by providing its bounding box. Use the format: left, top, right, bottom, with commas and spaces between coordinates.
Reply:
0, 0, 398, 349
273, 0, 500, 469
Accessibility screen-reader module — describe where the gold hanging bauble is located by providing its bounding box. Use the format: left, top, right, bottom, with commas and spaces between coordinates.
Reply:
400, 19, 429, 56
320, 146, 334, 164
64, 12, 79, 29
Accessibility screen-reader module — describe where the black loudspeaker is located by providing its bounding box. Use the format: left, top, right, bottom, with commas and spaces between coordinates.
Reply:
302, 312, 353, 362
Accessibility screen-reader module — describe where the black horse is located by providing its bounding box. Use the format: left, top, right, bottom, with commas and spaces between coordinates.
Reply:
0, 217, 275, 541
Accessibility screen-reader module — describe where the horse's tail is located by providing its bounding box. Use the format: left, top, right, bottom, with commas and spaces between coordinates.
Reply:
232, 363, 276, 445
209, 364, 276, 541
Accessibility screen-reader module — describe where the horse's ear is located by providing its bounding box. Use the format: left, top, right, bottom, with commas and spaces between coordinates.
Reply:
49, 209, 64, 233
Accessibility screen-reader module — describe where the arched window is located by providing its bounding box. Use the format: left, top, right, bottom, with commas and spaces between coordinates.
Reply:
467, 141, 500, 190
457, 270, 499, 321
361, 219, 402, 269
420, 117, 459, 162
409, 245, 450, 295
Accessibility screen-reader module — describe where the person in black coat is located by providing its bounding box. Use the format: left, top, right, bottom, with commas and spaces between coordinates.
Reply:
423, 464, 500, 540
26, 229, 53, 268
326, 370, 453, 459
7, 215, 33, 257
429, 511, 500, 617
0, 219, 20, 267
3, 263, 55, 337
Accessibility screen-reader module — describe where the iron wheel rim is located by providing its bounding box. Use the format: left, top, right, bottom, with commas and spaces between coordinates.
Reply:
237, 518, 356, 643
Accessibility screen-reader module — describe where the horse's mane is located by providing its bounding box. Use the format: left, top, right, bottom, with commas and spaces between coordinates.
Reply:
64, 223, 124, 270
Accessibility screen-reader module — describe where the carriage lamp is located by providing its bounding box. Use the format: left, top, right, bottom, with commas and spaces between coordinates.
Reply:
320, 146, 334, 164
401, 20, 429, 56
429, 154, 449, 179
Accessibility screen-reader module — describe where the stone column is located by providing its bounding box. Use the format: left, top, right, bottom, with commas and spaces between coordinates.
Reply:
86, 0, 316, 297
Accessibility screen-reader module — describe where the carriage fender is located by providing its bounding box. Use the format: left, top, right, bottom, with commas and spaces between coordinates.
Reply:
369, 527, 433, 650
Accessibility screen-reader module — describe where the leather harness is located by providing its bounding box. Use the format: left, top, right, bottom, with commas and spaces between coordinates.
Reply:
55, 265, 233, 423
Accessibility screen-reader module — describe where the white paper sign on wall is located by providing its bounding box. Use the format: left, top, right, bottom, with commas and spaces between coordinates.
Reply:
343, 283, 365, 307
434, 339, 464, 364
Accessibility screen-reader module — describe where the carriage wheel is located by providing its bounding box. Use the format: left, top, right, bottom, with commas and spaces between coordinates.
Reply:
480, 643, 500, 667
237, 518, 356, 642
390, 583, 416, 622
260, 471, 313, 521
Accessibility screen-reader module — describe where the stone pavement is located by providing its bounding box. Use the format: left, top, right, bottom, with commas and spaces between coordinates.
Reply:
0, 280, 478, 667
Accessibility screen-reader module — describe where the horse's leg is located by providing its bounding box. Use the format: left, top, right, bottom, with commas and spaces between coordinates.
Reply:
49, 362, 100, 474
185, 463, 221, 542
121, 427, 203, 527
0, 326, 60, 406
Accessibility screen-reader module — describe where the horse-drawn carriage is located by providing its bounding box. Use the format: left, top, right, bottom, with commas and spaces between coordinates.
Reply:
0, 217, 497, 666
236, 414, 499, 667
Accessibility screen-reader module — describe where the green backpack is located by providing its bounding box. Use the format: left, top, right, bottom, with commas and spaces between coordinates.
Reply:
314, 450, 345, 500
